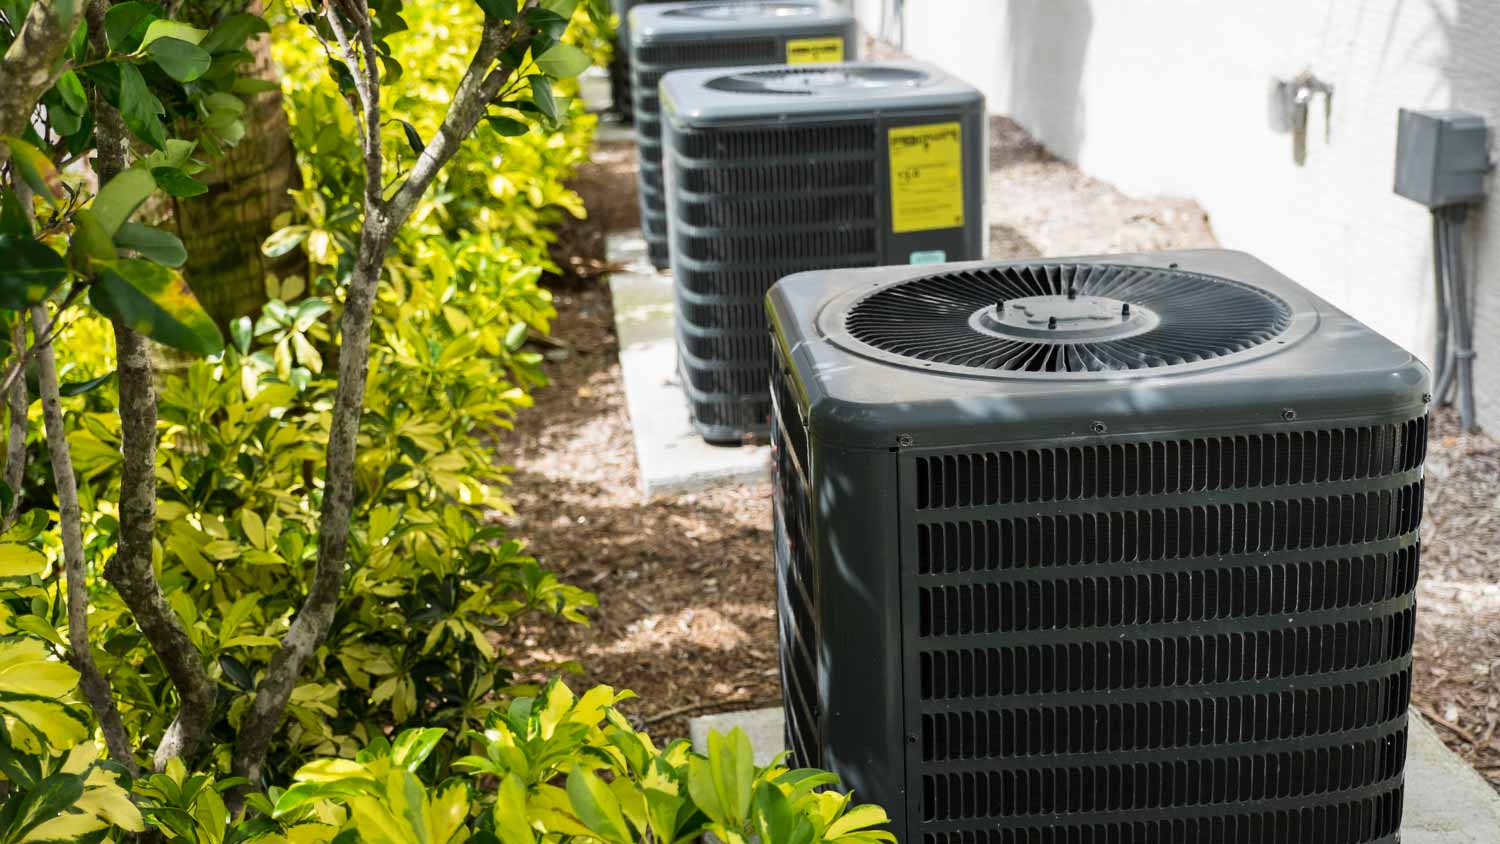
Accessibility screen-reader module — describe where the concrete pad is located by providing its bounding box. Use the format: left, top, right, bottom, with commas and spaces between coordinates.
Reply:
1403, 713, 1500, 842
596, 122, 637, 146
689, 706, 1500, 841
608, 231, 772, 499
689, 707, 785, 768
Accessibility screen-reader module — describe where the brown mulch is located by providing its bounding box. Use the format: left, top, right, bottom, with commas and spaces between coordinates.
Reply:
497, 274, 779, 736
501, 134, 779, 737
1412, 410, 1500, 789
501, 117, 1500, 782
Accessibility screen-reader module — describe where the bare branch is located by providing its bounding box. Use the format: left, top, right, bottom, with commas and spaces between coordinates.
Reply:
31, 303, 138, 776
2, 309, 28, 536
85, 0, 217, 771
233, 2, 539, 784
387, 6, 536, 223
0, 0, 76, 143
232, 220, 388, 785
84, 1, 129, 180
322, 0, 382, 210
104, 324, 218, 771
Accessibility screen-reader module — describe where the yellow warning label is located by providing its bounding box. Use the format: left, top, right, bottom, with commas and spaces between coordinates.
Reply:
786, 37, 845, 64
889, 122, 966, 234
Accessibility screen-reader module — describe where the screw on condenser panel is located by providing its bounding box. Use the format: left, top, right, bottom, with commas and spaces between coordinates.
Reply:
896, 433, 913, 447
906, 733, 918, 744
1281, 408, 1297, 421
1048, 316, 1058, 329
1090, 421, 1108, 434
1423, 392, 1433, 404
1121, 303, 1131, 317
996, 298, 1005, 311
1067, 284, 1078, 300
1168, 262, 1180, 269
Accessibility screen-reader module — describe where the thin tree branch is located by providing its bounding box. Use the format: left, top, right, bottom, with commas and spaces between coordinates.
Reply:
2, 305, 28, 535
86, 0, 218, 771
104, 324, 218, 771
0, 0, 76, 143
232, 2, 537, 785
1, 179, 34, 536
322, 0, 381, 210
387, 6, 536, 222
31, 303, 138, 776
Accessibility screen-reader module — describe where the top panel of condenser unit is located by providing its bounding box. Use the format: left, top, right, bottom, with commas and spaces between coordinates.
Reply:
765, 250, 1429, 448
629, 0, 854, 40
660, 60, 983, 125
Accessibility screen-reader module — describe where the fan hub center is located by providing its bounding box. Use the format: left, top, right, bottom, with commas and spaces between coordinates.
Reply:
971, 294, 1160, 342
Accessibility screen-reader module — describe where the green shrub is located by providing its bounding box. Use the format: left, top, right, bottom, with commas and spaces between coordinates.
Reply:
265, 681, 895, 844
23, 0, 612, 780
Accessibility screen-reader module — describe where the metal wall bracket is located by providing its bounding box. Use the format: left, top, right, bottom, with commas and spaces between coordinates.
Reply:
1273, 70, 1334, 166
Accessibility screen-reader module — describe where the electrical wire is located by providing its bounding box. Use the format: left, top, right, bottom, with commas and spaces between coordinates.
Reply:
1446, 206, 1478, 429
1429, 212, 1450, 392
1431, 205, 1477, 430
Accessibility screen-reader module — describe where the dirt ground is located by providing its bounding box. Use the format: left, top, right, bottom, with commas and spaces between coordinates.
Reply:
500, 115, 1500, 789
1411, 412, 1500, 787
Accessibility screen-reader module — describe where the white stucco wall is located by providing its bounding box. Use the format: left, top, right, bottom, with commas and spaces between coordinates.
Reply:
851, 0, 1500, 429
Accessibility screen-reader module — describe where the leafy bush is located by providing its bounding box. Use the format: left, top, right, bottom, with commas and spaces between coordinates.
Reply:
17, 0, 611, 782
0, 1, 898, 841
266, 681, 895, 844
0, 631, 142, 843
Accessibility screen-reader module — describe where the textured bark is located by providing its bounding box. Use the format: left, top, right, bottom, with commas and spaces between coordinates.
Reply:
32, 304, 138, 775
170, 3, 302, 328
85, 2, 129, 179
232, 2, 537, 784
86, 0, 218, 771
230, 221, 389, 784
104, 326, 218, 770
1, 320, 28, 534
0, 0, 74, 142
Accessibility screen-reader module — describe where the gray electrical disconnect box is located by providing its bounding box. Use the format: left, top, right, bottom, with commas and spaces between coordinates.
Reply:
1394, 108, 1489, 207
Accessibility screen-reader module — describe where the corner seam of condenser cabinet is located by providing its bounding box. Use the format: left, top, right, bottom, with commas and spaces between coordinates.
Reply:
888, 444, 912, 844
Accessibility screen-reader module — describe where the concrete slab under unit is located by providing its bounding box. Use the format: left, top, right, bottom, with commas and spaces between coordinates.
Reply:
688, 706, 1500, 842
688, 707, 785, 768
608, 231, 771, 499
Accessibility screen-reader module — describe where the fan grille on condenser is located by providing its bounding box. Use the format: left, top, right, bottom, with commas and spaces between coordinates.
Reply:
705, 65, 927, 95
844, 263, 1294, 374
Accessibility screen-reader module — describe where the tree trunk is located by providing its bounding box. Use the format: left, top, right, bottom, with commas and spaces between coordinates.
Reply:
170, 8, 302, 328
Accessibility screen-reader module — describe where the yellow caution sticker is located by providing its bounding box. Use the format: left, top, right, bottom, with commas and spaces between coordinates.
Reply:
888, 122, 965, 234
786, 37, 845, 64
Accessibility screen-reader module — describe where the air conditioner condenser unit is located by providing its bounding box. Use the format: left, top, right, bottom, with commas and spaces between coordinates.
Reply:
769, 252, 1428, 844
630, 0, 858, 269
663, 61, 986, 441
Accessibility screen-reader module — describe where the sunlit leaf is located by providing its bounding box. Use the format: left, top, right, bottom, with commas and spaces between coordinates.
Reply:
139, 18, 207, 48
92, 168, 157, 235
0, 137, 63, 204
535, 43, 591, 78
90, 259, 224, 355
0, 543, 47, 577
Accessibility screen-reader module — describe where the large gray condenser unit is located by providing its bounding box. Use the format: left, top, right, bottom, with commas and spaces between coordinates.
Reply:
630, 0, 858, 269
768, 251, 1428, 844
608, 0, 713, 123
664, 61, 986, 441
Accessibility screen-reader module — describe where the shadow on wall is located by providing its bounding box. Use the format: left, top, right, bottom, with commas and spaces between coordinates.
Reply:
1421, 0, 1500, 425
1005, 0, 1093, 162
